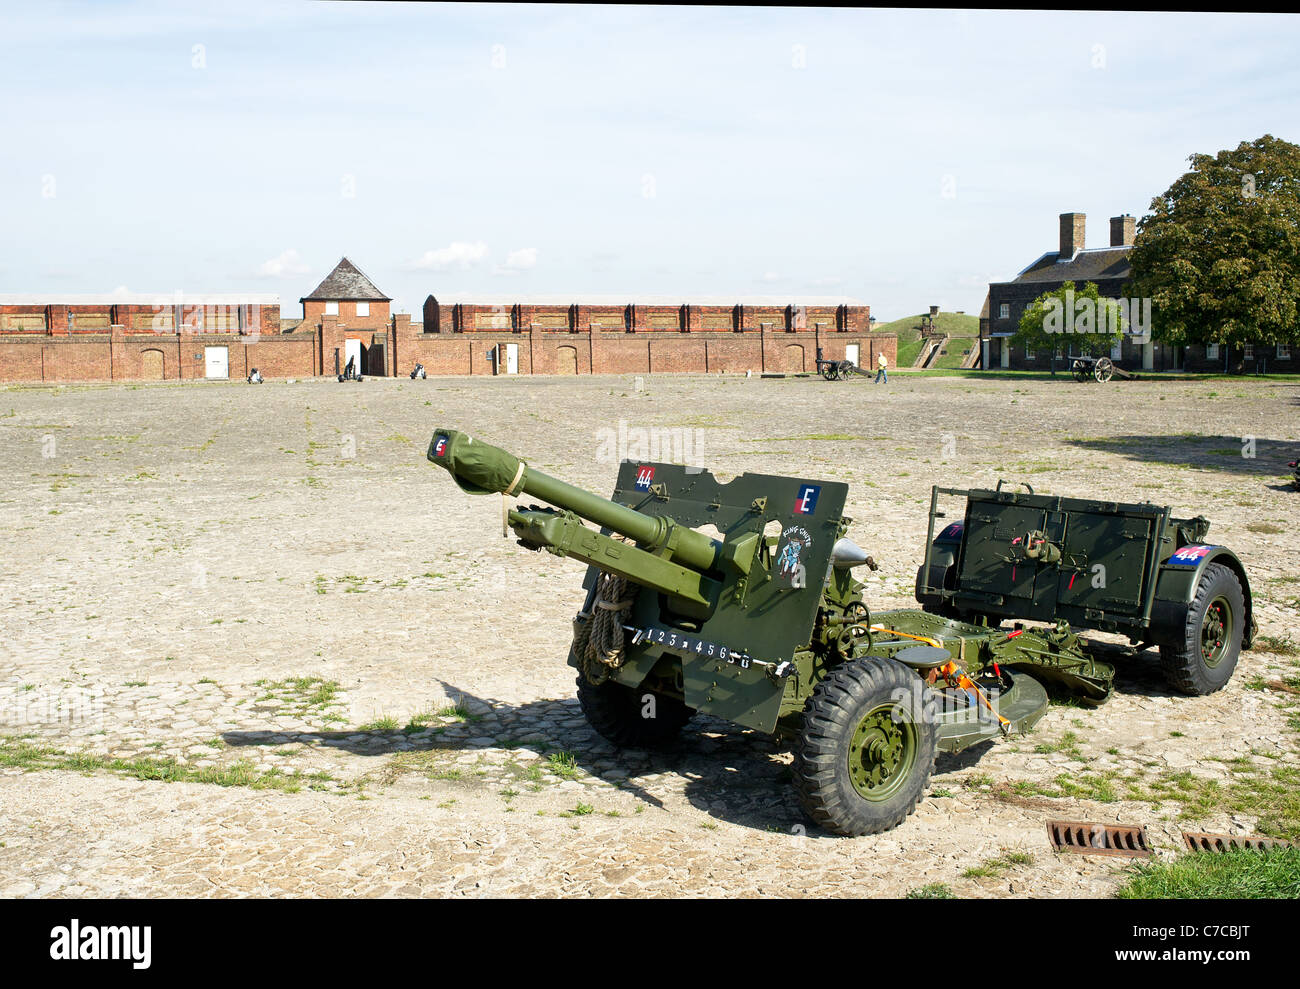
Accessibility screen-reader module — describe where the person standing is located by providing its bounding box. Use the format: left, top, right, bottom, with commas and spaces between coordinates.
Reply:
875, 351, 889, 384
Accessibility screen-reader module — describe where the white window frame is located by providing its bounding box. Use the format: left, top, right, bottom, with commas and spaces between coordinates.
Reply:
1023, 344, 1034, 359
1278, 343, 1290, 360
1243, 343, 1254, 360
356, 302, 370, 317
1206, 343, 1219, 360
999, 303, 1010, 320
1110, 340, 1123, 360
325, 301, 339, 316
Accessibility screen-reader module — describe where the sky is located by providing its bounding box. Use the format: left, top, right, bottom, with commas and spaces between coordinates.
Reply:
2, 3, 1298, 321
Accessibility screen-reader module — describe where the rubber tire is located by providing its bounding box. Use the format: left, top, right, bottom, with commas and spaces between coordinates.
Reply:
1159, 562, 1245, 696
576, 675, 693, 749
793, 657, 938, 836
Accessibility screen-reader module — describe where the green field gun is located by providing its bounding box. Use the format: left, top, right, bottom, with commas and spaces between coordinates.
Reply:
428, 429, 1125, 835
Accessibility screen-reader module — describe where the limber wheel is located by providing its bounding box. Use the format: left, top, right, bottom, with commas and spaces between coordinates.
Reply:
1159, 562, 1245, 695
1094, 357, 1114, 383
793, 657, 938, 836
576, 674, 693, 749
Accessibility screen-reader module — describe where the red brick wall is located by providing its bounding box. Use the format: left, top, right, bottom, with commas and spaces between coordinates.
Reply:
0, 311, 892, 382
303, 300, 390, 332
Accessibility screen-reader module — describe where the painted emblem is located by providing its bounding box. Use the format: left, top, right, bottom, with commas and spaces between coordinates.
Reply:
939, 522, 965, 540
794, 484, 821, 516
635, 465, 655, 490
433, 435, 449, 457
777, 525, 812, 588
1168, 544, 1216, 567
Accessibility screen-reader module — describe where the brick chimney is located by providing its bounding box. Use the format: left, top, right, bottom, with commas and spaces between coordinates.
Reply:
1059, 212, 1086, 259
1109, 214, 1136, 247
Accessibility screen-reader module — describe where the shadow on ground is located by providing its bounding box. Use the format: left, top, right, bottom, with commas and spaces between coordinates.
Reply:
220, 645, 1218, 835
1062, 434, 1297, 481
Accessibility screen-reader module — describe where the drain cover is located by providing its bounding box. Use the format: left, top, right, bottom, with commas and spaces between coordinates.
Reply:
1182, 832, 1294, 853
1047, 820, 1152, 858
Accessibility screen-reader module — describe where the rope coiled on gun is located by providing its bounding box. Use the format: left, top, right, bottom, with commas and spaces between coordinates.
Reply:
573, 571, 635, 684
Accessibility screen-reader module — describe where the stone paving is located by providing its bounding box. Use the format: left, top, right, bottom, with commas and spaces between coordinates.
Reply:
1, 373, 1298, 897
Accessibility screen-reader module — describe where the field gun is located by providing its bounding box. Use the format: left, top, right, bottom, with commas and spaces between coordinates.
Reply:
428, 429, 1128, 835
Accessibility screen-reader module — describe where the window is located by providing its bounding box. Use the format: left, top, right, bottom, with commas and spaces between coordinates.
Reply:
356, 302, 370, 317
1111, 340, 1123, 360
1023, 344, 1035, 359
1206, 343, 1220, 360
325, 301, 339, 316
999, 303, 1010, 320
1278, 343, 1291, 360
1243, 343, 1254, 360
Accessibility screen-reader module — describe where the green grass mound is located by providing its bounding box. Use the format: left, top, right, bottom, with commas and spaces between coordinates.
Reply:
1116, 848, 1300, 899
873, 312, 981, 368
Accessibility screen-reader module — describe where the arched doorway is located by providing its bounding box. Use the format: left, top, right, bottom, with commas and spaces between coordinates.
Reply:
140, 349, 164, 380
785, 344, 805, 373
555, 345, 579, 375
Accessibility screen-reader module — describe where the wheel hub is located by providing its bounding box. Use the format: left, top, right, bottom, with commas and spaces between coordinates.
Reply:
848, 705, 916, 801
1201, 598, 1232, 668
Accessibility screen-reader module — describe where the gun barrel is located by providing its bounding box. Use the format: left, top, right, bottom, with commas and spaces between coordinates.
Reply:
428, 428, 720, 573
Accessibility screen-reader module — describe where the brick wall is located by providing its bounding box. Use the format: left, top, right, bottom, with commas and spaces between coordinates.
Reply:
2, 307, 893, 383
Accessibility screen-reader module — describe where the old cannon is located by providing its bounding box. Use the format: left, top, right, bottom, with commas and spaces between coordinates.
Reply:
426, 429, 1125, 835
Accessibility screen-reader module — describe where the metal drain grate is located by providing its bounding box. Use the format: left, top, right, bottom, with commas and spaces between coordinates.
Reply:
1183, 832, 1294, 853
1047, 820, 1152, 858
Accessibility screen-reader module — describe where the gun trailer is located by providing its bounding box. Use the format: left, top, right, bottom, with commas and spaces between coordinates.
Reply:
426, 429, 1252, 836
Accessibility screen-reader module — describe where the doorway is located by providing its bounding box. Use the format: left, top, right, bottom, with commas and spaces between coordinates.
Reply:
140, 349, 164, 380
344, 339, 361, 377
204, 346, 229, 379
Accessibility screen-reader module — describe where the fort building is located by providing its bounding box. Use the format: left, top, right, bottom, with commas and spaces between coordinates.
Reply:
0, 258, 893, 383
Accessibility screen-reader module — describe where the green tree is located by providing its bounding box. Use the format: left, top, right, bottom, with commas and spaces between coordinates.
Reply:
1012, 280, 1124, 357
1129, 134, 1300, 348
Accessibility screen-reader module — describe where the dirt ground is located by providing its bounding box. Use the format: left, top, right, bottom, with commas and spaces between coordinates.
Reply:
1, 370, 1297, 898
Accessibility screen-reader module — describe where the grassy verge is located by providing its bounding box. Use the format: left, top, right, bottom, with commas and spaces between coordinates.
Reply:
1116, 848, 1300, 898
0, 736, 339, 794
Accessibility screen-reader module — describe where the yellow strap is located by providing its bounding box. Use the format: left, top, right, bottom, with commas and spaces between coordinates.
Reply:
869, 624, 941, 648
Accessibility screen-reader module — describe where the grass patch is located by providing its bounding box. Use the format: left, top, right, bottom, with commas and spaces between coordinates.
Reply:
905, 882, 956, 899
1142, 766, 1300, 841
1116, 848, 1300, 899
1256, 635, 1298, 656
962, 850, 1034, 879
546, 750, 581, 780
1034, 730, 1084, 758
0, 736, 310, 793
253, 676, 345, 724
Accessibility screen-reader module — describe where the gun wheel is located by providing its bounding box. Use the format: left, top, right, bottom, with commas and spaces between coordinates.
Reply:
576, 675, 693, 750
793, 657, 938, 836
1158, 562, 1245, 695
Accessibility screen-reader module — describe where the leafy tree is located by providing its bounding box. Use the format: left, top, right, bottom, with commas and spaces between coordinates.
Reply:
1129, 134, 1300, 348
1012, 280, 1124, 357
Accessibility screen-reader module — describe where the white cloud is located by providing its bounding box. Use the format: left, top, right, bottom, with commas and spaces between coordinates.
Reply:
761, 271, 782, 283
109, 284, 133, 298
406, 241, 490, 271
493, 247, 539, 276
257, 249, 309, 278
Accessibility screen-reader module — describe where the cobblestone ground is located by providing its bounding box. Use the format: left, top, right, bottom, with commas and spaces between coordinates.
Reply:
1, 372, 1297, 897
